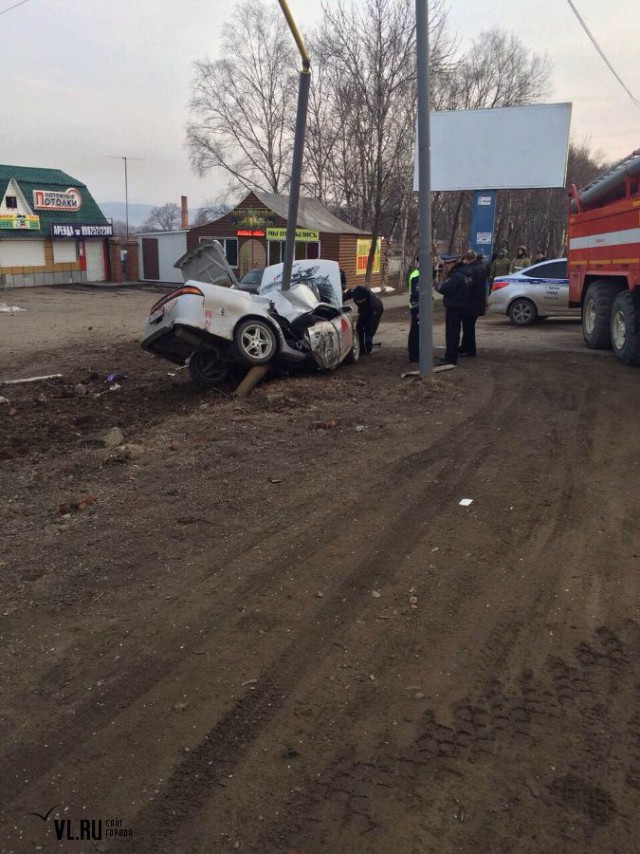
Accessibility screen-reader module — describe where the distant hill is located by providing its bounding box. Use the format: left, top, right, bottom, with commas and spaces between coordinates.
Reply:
98, 202, 156, 227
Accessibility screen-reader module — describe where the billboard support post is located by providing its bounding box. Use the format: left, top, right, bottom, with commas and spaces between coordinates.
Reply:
415, 0, 433, 377
469, 190, 497, 263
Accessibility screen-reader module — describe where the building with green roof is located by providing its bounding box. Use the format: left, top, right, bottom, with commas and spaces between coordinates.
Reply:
0, 164, 112, 286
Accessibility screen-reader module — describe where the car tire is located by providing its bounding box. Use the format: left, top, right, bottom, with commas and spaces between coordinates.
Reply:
344, 328, 361, 364
234, 318, 278, 365
188, 352, 230, 388
582, 281, 624, 350
508, 298, 537, 326
610, 290, 640, 366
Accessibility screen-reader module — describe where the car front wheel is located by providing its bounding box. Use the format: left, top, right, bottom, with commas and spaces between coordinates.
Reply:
508, 298, 537, 326
234, 318, 278, 365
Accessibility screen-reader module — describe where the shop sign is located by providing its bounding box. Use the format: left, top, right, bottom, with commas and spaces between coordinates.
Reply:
356, 238, 381, 275
33, 187, 83, 211
51, 222, 113, 238
0, 213, 40, 230
266, 227, 319, 242
230, 208, 276, 227
236, 228, 265, 238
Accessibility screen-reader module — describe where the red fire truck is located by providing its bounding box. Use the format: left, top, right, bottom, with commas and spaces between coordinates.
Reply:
568, 149, 640, 365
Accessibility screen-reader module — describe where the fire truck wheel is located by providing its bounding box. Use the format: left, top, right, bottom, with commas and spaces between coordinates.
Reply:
582, 281, 621, 349
611, 290, 640, 366
508, 298, 537, 326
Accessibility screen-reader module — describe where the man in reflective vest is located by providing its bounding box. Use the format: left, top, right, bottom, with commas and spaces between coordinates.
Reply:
407, 265, 420, 362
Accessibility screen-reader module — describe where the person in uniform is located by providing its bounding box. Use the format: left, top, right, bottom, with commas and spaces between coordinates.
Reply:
434, 255, 471, 366
489, 248, 511, 288
343, 284, 384, 354
511, 245, 531, 272
459, 250, 487, 357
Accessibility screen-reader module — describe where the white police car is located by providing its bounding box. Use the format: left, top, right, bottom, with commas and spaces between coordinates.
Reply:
487, 258, 579, 326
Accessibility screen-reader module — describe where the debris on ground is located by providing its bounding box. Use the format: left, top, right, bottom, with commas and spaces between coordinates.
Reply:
310, 419, 338, 430
89, 426, 124, 449
54, 495, 97, 515
0, 373, 63, 387
106, 371, 128, 384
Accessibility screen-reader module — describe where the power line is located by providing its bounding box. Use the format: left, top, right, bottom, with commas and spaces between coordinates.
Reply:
0, 0, 31, 18
565, 0, 640, 112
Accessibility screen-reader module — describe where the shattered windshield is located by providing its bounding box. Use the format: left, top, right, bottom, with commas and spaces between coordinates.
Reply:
260, 266, 340, 307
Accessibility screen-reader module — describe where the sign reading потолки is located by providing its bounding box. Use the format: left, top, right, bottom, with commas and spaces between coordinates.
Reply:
33, 187, 83, 211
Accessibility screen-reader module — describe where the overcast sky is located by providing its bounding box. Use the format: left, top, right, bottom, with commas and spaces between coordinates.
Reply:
2, 0, 638, 211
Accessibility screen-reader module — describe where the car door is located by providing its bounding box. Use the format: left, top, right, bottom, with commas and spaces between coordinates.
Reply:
521, 260, 568, 315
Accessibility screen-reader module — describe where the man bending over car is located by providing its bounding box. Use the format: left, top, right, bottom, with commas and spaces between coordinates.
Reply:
343, 284, 384, 354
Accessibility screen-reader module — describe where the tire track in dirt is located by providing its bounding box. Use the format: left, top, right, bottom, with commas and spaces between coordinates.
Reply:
0, 366, 490, 816
6, 353, 634, 854
237, 364, 640, 854
236, 368, 599, 853
126, 357, 590, 850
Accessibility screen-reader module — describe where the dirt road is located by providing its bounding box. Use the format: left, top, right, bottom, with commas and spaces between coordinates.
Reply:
1, 287, 639, 853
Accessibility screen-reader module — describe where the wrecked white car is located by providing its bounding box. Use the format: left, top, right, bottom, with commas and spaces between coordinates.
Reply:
141, 241, 359, 387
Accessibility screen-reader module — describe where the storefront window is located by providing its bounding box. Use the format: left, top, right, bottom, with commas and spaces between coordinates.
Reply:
199, 236, 238, 268
268, 241, 282, 266
224, 238, 238, 268
267, 240, 321, 264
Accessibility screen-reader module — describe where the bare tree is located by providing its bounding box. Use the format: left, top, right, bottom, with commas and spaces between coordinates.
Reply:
303, 60, 344, 205
141, 203, 181, 232
111, 219, 128, 238
186, 1, 297, 194
314, 0, 451, 282
497, 140, 608, 258
431, 29, 553, 254
191, 198, 230, 227
440, 28, 552, 110
431, 139, 608, 262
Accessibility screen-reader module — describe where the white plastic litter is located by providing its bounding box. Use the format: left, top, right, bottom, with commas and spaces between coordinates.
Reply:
0, 303, 26, 313
459, 498, 473, 507
1, 373, 62, 386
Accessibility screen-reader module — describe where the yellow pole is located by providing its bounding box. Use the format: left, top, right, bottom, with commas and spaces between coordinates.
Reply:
277, 0, 310, 71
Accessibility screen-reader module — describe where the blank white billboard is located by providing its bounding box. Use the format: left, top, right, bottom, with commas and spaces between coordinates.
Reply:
414, 103, 572, 192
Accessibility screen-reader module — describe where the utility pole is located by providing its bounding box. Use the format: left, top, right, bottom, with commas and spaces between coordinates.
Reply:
277, 0, 311, 291
107, 155, 142, 237
415, 0, 433, 376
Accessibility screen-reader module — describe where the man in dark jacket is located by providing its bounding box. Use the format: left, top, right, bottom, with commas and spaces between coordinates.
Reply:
459, 250, 487, 357
434, 255, 471, 366
343, 284, 384, 354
